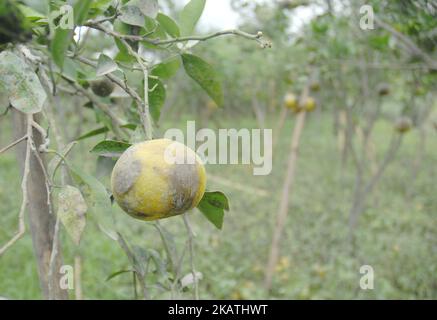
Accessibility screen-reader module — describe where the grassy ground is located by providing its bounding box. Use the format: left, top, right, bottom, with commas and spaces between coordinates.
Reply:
0, 112, 436, 299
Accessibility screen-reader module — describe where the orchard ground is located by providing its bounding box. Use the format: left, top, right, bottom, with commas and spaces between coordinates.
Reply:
0, 113, 436, 299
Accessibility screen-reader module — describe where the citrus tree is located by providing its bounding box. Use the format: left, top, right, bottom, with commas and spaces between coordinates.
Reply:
0, 0, 270, 299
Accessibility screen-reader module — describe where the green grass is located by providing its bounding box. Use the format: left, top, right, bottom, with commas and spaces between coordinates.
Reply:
0, 113, 436, 299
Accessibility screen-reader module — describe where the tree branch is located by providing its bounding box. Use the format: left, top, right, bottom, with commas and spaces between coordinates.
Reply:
375, 16, 437, 70
85, 22, 271, 48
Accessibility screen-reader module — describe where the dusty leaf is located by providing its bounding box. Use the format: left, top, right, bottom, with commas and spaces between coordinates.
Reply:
68, 165, 117, 240
0, 51, 46, 114
96, 54, 118, 77
119, 1, 145, 27
57, 185, 87, 245
180, 271, 203, 288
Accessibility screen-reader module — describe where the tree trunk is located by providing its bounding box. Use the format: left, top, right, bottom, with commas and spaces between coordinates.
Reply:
264, 110, 307, 291
264, 73, 315, 291
13, 110, 68, 300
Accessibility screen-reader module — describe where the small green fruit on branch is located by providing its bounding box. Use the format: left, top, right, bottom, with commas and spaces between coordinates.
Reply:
90, 78, 115, 97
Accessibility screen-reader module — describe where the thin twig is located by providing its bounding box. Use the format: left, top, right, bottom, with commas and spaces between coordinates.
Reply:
117, 37, 153, 139
68, 81, 130, 139
171, 240, 188, 298
47, 142, 77, 181
47, 216, 61, 299
374, 16, 437, 70
86, 23, 270, 48
264, 72, 315, 291
74, 255, 83, 300
0, 114, 33, 256
349, 133, 403, 233
183, 213, 199, 300
0, 135, 28, 154
72, 55, 144, 105
32, 149, 53, 212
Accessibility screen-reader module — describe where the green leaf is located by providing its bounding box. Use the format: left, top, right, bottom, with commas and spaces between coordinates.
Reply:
91, 0, 113, 10
179, 0, 206, 36
51, 28, 73, 68
62, 57, 78, 81
197, 191, 230, 230
96, 54, 118, 77
148, 78, 166, 122
106, 269, 133, 281
157, 13, 180, 38
368, 34, 390, 51
151, 57, 181, 79
57, 185, 87, 245
78, 123, 133, 142
182, 53, 223, 107
90, 140, 132, 158
144, 16, 167, 40
17, 4, 45, 22
73, 0, 92, 25
0, 51, 46, 114
68, 165, 116, 240
114, 37, 135, 63
76, 127, 109, 141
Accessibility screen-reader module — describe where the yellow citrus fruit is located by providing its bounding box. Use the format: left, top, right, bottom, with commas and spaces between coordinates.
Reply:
284, 93, 299, 111
111, 139, 206, 221
301, 96, 316, 112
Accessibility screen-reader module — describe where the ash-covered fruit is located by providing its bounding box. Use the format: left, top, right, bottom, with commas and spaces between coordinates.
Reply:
377, 83, 390, 96
90, 78, 115, 97
111, 139, 207, 221
394, 116, 413, 133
